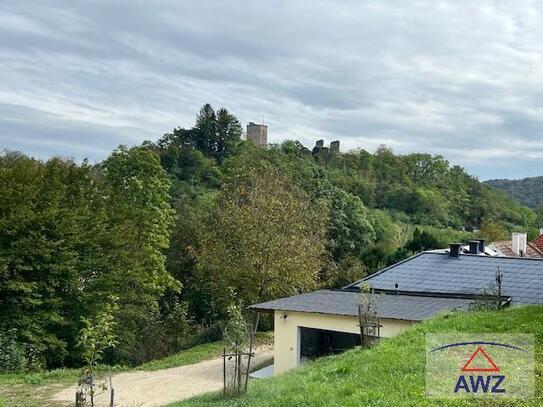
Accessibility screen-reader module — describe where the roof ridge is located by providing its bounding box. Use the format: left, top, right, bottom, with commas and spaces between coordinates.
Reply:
343, 251, 427, 288
423, 250, 543, 261
337, 287, 511, 300
527, 241, 543, 255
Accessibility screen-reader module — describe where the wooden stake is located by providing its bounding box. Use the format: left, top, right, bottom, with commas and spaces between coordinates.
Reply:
223, 347, 226, 396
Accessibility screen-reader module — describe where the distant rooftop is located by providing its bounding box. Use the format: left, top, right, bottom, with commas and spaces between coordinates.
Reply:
490, 240, 543, 258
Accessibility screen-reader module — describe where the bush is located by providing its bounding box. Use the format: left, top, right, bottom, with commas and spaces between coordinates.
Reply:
127, 300, 222, 366
0, 329, 42, 373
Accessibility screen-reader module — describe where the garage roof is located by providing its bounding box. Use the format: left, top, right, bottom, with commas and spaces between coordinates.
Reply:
249, 289, 473, 321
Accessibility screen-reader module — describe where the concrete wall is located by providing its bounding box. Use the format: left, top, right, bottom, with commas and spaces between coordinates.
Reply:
273, 310, 415, 375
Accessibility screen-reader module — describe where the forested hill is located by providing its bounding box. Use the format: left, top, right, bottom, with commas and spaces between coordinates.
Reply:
0, 104, 539, 374
484, 176, 543, 209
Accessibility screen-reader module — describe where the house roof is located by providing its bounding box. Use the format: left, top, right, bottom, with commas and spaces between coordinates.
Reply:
490, 240, 543, 258
349, 252, 543, 304
249, 289, 473, 321
531, 235, 543, 252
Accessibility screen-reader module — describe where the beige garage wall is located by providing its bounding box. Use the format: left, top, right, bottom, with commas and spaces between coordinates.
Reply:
273, 310, 415, 374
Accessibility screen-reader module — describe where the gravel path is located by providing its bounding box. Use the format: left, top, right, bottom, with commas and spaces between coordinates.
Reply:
53, 345, 273, 407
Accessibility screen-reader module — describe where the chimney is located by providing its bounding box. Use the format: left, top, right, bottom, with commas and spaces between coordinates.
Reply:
540, 227, 543, 236
511, 232, 527, 256
449, 243, 462, 258
477, 239, 486, 253
468, 240, 480, 255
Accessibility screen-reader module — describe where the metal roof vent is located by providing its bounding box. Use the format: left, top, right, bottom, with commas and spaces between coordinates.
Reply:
477, 239, 486, 253
468, 240, 480, 255
449, 243, 462, 258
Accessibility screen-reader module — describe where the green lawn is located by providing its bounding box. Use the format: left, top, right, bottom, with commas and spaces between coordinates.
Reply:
0, 333, 273, 407
170, 306, 543, 407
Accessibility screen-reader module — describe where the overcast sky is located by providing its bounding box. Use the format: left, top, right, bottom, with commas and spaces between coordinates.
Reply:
1, 1, 543, 180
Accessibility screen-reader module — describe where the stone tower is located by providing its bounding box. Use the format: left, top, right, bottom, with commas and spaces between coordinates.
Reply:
246, 122, 268, 146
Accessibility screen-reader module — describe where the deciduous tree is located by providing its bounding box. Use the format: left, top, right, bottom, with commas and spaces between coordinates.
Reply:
196, 168, 327, 314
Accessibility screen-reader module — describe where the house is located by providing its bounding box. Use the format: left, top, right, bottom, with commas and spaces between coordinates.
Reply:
489, 232, 543, 258
250, 242, 543, 375
530, 228, 543, 253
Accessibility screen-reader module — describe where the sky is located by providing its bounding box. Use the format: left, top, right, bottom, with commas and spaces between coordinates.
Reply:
1, 1, 543, 180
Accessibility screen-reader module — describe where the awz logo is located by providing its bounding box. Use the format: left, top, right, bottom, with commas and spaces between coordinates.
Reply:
454, 346, 505, 394
454, 374, 505, 394
426, 334, 534, 398
430, 341, 527, 395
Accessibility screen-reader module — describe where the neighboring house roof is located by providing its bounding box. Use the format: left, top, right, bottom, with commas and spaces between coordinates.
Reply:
349, 252, 543, 304
531, 235, 543, 252
490, 240, 543, 258
249, 289, 473, 321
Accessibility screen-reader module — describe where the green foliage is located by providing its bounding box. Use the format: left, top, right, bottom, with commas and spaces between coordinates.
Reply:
0, 147, 175, 368
325, 147, 534, 230
151, 106, 537, 328
320, 186, 376, 286
1, 104, 539, 375
223, 303, 248, 351
133, 299, 200, 364
172, 305, 543, 407
100, 146, 178, 363
0, 152, 108, 367
405, 228, 441, 252
195, 167, 327, 316
0, 329, 41, 374
536, 204, 543, 226
485, 176, 543, 208
78, 301, 118, 368
154, 104, 242, 163
478, 217, 509, 242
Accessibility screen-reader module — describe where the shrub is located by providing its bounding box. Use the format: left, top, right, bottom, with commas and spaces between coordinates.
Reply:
0, 329, 42, 373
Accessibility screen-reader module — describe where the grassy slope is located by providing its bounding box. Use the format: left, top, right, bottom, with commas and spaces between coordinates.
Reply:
172, 306, 543, 407
137, 332, 273, 371
0, 333, 272, 407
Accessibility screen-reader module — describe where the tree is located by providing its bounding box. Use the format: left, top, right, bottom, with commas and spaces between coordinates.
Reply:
195, 167, 327, 316
77, 301, 118, 407
216, 107, 242, 161
0, 152, 108, 367
478, 218, 508, 242
194, 104, 217, 154
326, 187, 375, 286
405, 228, 441, 252
78, 301, 118, 369
100, 146, 178, 362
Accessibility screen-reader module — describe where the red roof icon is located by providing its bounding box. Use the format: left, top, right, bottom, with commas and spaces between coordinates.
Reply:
461, 346, 500, 373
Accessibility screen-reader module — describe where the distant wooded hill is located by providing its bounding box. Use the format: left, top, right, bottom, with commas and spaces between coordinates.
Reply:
484, 176, 543, 208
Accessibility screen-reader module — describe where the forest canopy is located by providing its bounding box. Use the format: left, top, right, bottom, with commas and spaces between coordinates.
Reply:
0, 104, 538, 371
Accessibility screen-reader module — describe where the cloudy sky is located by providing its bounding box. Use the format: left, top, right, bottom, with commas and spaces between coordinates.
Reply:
1, 1, 543, 180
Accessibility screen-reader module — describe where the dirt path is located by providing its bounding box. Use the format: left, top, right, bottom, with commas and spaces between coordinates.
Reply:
53, 345, 273, 407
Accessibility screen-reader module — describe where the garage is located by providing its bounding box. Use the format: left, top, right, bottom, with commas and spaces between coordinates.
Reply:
299, 327, 361, 363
